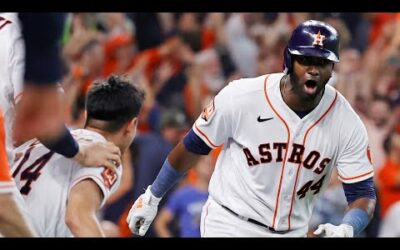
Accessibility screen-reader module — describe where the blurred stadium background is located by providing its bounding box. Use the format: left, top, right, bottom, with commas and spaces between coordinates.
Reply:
33, 13, 400, 237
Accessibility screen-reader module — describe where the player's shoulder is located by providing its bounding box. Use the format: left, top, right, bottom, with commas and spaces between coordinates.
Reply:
330, 87, 358, 115
328, 86, 366, 125
70, 128, 107, 144
224, 73, 282, 97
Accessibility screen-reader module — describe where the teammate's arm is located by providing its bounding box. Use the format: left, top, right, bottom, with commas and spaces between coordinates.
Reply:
14, 97, 122, 171
13, 13, 67, 145
0, 193, 37, 237
71, 139, 121, 172
29, 124, 121, 172
65, 179, 105, 237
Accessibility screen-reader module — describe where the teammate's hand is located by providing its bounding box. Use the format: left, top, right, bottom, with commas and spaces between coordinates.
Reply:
313, 223, 354, 237
126, 186, 161, 236
74, 140, 121, 172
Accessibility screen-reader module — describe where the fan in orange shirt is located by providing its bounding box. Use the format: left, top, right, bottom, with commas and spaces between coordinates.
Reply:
368, 13, 397, 46
377, 124, 400, 218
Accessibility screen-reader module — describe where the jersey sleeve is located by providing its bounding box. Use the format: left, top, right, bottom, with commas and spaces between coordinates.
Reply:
192, 84, 233, 149
69, 163, 122, 207
377, 163, 397, 189
336, 117, 374, 184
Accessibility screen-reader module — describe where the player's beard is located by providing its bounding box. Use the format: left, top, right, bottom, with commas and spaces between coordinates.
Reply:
290, 71, 328, 102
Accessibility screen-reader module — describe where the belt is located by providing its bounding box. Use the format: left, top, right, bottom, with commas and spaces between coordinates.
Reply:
220, 204, 288, 234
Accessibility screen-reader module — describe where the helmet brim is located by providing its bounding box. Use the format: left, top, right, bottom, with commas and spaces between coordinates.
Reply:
288, 47, 339, 63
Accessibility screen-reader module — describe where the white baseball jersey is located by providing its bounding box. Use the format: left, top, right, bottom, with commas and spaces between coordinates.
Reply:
11, 129, 122, 237
0, 13, 25, 165
194, 73, 374, 236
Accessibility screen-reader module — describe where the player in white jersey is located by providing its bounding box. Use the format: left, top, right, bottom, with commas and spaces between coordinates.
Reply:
126, 20, 377, 238
0, 12, 38, 237
0, 13, 24, 165
12, 75, 145, 237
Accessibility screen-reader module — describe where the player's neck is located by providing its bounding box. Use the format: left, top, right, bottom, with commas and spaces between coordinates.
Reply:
85, 126, 125, 153
280, 75, 323, 112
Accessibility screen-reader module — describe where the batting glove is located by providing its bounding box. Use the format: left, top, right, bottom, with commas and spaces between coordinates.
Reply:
126, 185, 161, 236
313, 223, 354, 237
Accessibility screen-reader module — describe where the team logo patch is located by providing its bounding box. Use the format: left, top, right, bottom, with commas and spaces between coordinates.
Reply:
101, 168, 117, 189
367, 146, 373, 164
312, 30, 325, 47
201, 99, 216, 122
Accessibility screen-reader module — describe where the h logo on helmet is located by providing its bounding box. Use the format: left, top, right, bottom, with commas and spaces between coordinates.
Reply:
312, 31, 325, 47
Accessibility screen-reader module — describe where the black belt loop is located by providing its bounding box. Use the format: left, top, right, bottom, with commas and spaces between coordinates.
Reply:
220, 204, 288, 234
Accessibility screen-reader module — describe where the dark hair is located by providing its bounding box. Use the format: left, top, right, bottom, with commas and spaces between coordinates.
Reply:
85, 75, 145, 133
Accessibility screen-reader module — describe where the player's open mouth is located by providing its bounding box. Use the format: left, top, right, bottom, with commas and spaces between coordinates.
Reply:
304, 80, 318, 95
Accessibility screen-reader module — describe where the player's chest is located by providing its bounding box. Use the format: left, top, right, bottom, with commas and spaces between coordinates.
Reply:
233, 112, 338, 176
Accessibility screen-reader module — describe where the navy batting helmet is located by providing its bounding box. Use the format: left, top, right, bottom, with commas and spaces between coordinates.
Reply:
283, 20, 340, 74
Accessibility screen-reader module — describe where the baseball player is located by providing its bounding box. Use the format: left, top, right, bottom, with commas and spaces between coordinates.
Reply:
0, 12, 37, 237
0, 13, 25, 165
12, 75, 145, 237
126, 20, 376, 237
